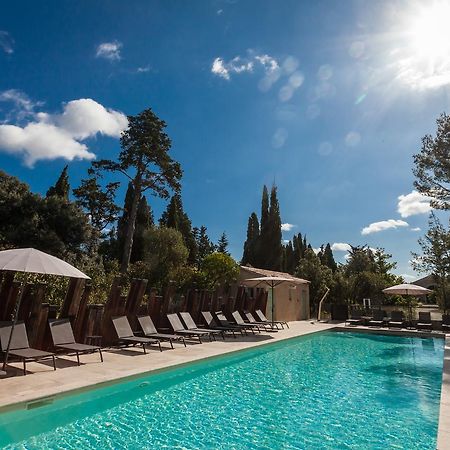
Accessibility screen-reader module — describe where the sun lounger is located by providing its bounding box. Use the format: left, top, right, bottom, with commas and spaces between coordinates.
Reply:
388, 310, 405, 328
167, 314, 211, 343
368, 310, 386, 327
232, 311, 263, 332
112, 316, 161, 353
137, 315, 186, 348
417, 312, 432, 331
245, 312, 279, 331
179, 312, 225, 340
49, 319, 103, 365
255, 309, 289, 329
0, 321, 56, 375
442, 314, 450, 332
345, 310, 363, 326
201, 311, 242, 337
215, 312, 250, 335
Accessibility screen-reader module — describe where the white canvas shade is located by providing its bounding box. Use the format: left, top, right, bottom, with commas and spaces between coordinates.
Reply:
382, 283, 432, 296
0, 248, 89, 374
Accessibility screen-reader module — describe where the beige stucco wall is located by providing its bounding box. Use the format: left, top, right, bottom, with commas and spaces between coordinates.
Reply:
239, 268, 310, 321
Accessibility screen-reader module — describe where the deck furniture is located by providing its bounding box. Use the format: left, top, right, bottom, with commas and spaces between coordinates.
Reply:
244, 312, 279, 331
201, 311, 241, 337
442, 314, 450, 332
388, 311, 405, 328
215, 312, 251, 335
345, 310, 363, 326
255, 309, 288, 329
368, 310, 386, 327
0, 321, 56, 375
417, 312, 433, 331
167, 314, 211, 343
179, 312, 225, 340
137, 315, 186, 348
49, 319, 103, 365
112, 316, 161, 353
232, 311, 263, 332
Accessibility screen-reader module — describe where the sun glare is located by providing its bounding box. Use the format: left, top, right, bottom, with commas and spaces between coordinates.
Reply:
407, 2, 450, 59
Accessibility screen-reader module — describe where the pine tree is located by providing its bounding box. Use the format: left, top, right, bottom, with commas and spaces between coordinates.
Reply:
160, 193, 197, 264
46, 165, 70, 200
130, 195, 153, 262
217, 232, 229, 255
242, 212, 260, 266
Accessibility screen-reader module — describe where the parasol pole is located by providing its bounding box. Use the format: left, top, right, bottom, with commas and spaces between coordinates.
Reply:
2, 273, 29, 372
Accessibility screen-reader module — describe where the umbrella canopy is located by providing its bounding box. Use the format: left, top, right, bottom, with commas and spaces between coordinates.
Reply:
242, 276, 303, 324
241, 276, 300, 288
382, 283, 432, 296
0, 248, 90, 279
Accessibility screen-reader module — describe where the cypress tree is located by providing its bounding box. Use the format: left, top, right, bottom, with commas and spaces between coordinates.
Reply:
130, 195, 153, 262
195, 225, 216, 266
46, 165, 70, 200
322, 243, 337, 271
160, 193, 197, 264
117, 182, 135, 262
242, 212, 260, 266
265, 185, 283, 270
259, 185, 270, 266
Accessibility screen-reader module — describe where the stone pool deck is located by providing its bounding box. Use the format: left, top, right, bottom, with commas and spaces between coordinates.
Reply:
0, 320, 337, 411
1, 321, 449, 449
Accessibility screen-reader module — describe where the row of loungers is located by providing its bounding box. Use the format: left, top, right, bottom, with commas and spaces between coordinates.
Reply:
0, 309, 284, 375
345, 310, 450, 331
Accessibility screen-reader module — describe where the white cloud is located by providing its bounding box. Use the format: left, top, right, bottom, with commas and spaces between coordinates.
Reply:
0, 98, 127, 167
345, 131, 361, 147
211, 58, 230, 80
96, 41, 122, 61
410, 227, 421, 232
397, 190, 432, 218
136, 65, 150, 73
281, 223, 296, 232
0, 89, 36, 111
313, 248, 321, 255
0, 31, 14, 54
361, 219, 409, 235
401, 273, 416, 281
272, 128, 288, 149
211, 53, 278, 81
331, 242, 351, 252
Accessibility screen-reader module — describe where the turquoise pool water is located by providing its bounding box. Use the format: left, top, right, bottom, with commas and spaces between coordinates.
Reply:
0, 331, 444, 449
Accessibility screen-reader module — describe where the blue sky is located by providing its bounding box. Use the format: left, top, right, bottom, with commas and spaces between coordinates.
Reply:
1, 0, 449, 279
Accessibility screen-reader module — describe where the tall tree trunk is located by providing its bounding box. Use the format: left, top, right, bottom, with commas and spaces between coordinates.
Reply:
120, 182, 141, 273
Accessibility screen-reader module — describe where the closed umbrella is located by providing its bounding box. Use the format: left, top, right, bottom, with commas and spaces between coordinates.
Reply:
242, 276, 300, 325
382, 283, 432, 328
0, 248, 90, 374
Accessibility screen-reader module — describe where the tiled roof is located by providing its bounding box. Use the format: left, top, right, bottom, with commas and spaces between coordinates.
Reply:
240, 265, 309, 284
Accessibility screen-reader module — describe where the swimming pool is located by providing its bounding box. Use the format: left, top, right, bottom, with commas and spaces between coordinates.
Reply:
0, 331, 444, 449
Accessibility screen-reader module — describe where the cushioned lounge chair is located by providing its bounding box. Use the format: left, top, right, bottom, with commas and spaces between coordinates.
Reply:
201, 311, 241, 337
255, 309, 288, 329
137, 315, 186, 348
167, 314, 211, 343
345, 310, 363, 326
215, 312, 250, 335
232, 311, 263, 332
112, 316, 161, 353
442, 314, 450, 332
49, 318, 103, 365
179, 312, 225, 340
417, 312, 433, 331
245, 312, 279, 331
388, 310, 405, 328
368, 310, 386, 327
0, 321, 56, 375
